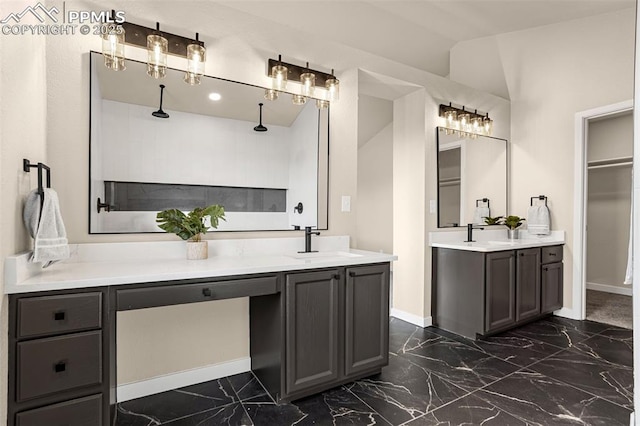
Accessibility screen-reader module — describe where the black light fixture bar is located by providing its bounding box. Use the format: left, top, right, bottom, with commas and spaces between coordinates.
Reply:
121, 21, 204, 58
267, 57, 334, 87
439, 103, 489, 120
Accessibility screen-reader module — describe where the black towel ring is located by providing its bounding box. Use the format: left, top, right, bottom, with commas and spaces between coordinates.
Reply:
530, 195, 548, 206
475, 198, 490, 208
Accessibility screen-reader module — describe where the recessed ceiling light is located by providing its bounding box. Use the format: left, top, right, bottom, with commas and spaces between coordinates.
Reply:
208, 92, 222, 101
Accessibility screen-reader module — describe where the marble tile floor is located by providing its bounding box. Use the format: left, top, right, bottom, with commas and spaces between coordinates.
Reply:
114, 316, 633, 426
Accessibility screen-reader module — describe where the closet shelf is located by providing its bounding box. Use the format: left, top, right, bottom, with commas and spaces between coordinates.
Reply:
439, 177, 461, 187
587, 156, 633, 170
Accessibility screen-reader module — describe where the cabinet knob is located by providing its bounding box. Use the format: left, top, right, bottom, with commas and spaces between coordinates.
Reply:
54, 361, 66, 373
202, 288, 212, 297
333, 274, 341, 280
543, 267, 548, 271
349, 271, 357, 277
53, 311, 66, 321
519, 253, 525, 257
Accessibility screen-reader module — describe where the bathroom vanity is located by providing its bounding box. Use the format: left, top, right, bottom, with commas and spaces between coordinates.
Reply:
430, 230, 564, 339
4, 238, 395, 426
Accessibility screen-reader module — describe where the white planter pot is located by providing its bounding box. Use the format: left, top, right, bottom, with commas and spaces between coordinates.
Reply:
186, 241, 208, 260
507, 229, 519, 240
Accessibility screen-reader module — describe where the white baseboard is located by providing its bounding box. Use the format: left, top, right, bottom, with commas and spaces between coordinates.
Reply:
390, 308, 432, 328
553, 307, 581, 320
586, 282, 633, 296
117, 357, 251, 402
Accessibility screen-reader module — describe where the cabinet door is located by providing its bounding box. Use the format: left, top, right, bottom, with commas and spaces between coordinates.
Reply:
541, 262, 563, 314
515, 248, 541, 322
485, 251, 516, 332
344, 264, 389, 377
285, 269, 340, 395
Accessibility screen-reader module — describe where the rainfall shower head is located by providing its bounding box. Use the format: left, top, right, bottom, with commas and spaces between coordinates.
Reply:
253, 103, 267, 132
152, 84, 170, 119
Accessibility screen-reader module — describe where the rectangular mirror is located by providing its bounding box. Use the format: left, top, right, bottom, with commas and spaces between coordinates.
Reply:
89, 52, 329, 233
436, 127, 508, 227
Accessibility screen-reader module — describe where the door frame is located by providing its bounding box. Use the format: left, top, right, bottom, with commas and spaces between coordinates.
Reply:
572, 99, 633, 320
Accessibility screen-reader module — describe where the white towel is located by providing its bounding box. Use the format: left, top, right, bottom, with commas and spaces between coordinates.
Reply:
23, 189, 69, 267
527, 205, 550, 235
473, 207, 490, 225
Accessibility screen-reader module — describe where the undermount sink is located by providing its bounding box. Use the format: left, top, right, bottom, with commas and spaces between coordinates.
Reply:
288, 251, 363, 260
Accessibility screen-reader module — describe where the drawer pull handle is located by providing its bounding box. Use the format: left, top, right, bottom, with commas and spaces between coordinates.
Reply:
549, 253, 557, 256
202, 288, 212, 297
349, 272, 357, 277
543, 267, 548, 271
54, 361, 66, 373
333, 274, 341, 280
53, 311, 66, 321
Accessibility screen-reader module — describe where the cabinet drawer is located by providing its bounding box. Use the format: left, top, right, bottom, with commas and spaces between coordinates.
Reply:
541, 245, 563, 264
18, 293, 102, 339
17, 331, 102, 402
16, 394, 102, 426
117, 275, 278, 310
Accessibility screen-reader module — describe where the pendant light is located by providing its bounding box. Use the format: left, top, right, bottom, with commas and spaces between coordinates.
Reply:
101, 27, 126, 71
271, 55, 288, 91
147, 23, 168, 79
253, 103, 268, 132
300, 62, 315, 97
184, 33, 206, 85
151, 84, 170, 118
325, 69, 340, 102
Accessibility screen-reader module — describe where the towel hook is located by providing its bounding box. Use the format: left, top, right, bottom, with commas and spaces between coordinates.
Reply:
530, 195, 548, 206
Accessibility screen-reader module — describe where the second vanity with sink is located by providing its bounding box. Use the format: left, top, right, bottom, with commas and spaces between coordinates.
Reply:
430, 229, 564, 339
4, 236, 396, 426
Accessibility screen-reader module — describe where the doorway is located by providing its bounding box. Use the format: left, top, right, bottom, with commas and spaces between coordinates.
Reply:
574, 100, 633, 323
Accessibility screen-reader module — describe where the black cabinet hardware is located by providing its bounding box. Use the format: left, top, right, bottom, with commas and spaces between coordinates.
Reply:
53, 311, 65, 321
202, 288, 212, 297
54, 361, 66, 373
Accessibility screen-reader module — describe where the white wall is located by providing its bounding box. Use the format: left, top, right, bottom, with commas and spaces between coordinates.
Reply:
0, 0, 49, 420
449, 9, 635, 316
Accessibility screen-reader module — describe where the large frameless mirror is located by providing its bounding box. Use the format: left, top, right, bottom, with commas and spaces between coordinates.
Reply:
436, 127, 508, 227
89, 52, 329, 233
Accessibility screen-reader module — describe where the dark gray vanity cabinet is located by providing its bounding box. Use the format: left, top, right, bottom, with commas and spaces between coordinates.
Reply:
253, 263, 391, 402
284, 269, 341, 395
541, 246, 563, 313
434, 245, 562, 339
8, 289, 111, 426
515, 248, 541, 322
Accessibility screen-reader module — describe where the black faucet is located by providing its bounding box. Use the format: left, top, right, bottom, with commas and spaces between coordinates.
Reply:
300, 226, 320, 253
465, 223, 484, 242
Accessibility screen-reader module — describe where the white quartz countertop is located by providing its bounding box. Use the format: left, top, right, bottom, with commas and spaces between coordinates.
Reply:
4, 237, 397, 294
429, 229, 564, 252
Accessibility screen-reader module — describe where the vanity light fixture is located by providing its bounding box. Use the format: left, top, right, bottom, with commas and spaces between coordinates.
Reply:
439, 103, 493, 137
184, 33, 206, 85
253, 103, 268, 132
101, 20, 206, 85
267, 56, 339, 102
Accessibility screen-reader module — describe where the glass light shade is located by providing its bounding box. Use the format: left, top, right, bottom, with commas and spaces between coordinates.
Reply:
470, 116, 483, 134
325, 77, 340, 102
101, 28, 126, 71
458, 113, 471, 132
184, 43, 206, 85
264, 89, 279, 101
483, 116, 493, 135
271, 64, 288, 91
147, 34, 168, 79
316, 99, 329, 110
300, 71, 316, 97
443, 110, 457, 129
292, 94, 307, 105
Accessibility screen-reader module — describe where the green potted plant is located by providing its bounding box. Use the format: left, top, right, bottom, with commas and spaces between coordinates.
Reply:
484, 215, 503, 225
156, 205, 226, 259
502, 215, 526, 240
